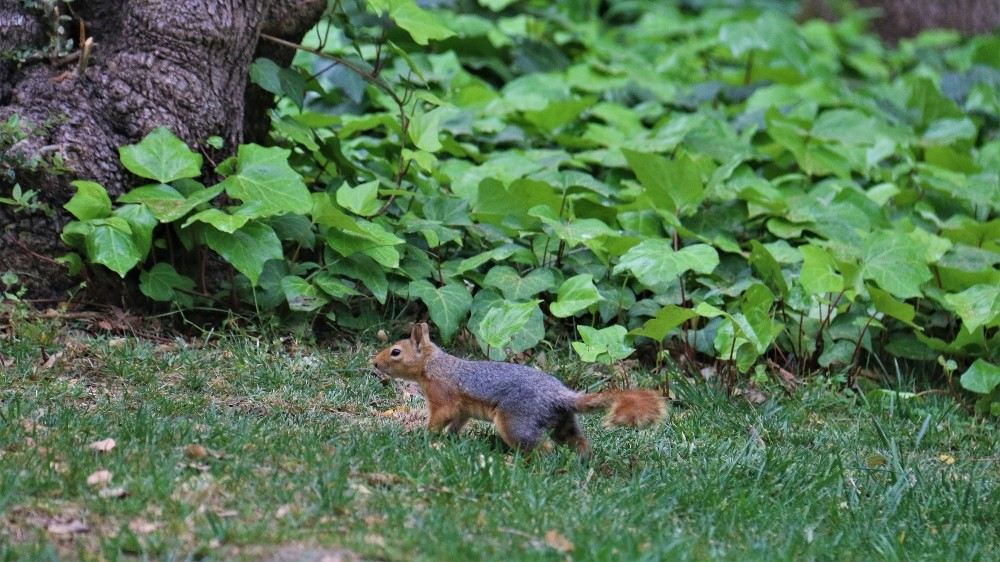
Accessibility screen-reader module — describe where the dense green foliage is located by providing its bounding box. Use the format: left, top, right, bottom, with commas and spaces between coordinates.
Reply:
1, 327, 997, 560
60, 1, 999, 400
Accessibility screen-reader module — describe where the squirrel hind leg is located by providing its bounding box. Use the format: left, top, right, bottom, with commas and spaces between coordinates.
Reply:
551, 414, 590, 457
493, 411, 545, 452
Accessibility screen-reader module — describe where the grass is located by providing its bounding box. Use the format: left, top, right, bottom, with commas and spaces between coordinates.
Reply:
1, 316, 998, 561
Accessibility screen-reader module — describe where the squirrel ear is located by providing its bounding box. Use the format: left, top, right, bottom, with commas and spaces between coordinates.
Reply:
419, 322, 432, 347
409, 323, 420, 346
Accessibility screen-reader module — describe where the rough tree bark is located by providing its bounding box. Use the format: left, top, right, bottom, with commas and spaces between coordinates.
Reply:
858, 0, 1000, 41
0, 0, 325, 300
801, 0, 1000, 41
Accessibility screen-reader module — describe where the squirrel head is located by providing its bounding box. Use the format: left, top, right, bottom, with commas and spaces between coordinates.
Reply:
372, 322, 436, 380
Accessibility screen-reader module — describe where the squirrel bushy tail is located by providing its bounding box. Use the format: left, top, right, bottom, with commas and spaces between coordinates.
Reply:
575, 390, 666, 427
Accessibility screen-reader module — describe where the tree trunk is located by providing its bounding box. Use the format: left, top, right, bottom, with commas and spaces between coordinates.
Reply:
0, 0, 324, 300
809, 0, 1000, 41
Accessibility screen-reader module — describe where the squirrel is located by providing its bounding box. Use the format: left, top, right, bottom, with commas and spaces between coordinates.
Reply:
372, 323, 665, 456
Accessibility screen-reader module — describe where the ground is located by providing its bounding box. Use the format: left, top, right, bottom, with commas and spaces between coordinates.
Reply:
0, 315, 997, 561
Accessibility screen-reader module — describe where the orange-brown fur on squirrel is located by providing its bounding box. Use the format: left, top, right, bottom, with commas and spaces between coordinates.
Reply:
372, 323, 665, 455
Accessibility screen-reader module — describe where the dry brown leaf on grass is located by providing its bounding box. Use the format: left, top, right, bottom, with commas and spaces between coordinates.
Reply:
98, 486, 128, 499
39, 350, 63, 370
87, 438, 116, 453
185, 444, 209, 459
0, 355, 13, 368
128, 518, 159, 534
47, 519, 89, 535
86, 469, 112, 487
740, 387, 768, 404
938, 453, 956, 465
544, 529, 575, 553
363, 472, 402, 487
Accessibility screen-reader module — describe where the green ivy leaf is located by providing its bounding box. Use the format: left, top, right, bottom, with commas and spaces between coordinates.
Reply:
85, 218, 141, 278
249, 58, 306, 109
119, 127, 203, 183
944, 284, 1000, 332
861, 230, 932, 299
117, 183, 224, 223
65, 181, 111, 221
630, 304, 697, 341
115, 203, 157, 260
335, 254, 389, 304
204, 221, 283, 286
739, 284, 780, 354
475, 300, 542, 355
408, 107, 446, 152
572, 325, 634, 364
118, 184, 185, 220
469, 290, 545, 359
368, 0, 454, 45
313, 272, 360, 300
550, 274, 602, 318
482, 266, 556, 301
325, 220, 404, 268
613, 241, 719, 289
139, 263, 195, 306
182, 209, 251, 233
56, 253, 84, 276
799, 245, 843, 295
335, 180, 380, 216
455, 244, 521, 274
280, 275, 329, 312
524, 96, 598, 132
749, 241, 788, 299
221, 144, 312, 218
869, 285, 918, 328
408, 280, 472, 342
475, 178, 562, 228
960, 359, 1000, 395
622, 149, 704, 214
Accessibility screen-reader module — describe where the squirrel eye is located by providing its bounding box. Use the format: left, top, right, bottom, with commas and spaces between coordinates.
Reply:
390, 348, 401, 357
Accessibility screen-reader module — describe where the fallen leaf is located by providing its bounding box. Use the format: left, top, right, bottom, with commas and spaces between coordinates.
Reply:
47, 520, 89, 535
378, 406, 412, 417
377, 329, 388, 342
99, 486, 128, 498
88, 438, 116, 453
128, 518, 159, 534
185, 444, 209, 459
743, 387, 768, 404
87, 469, 112, 487
544, 529, 574, 553
938, 453, 956, 465
40, 351, 63, 370
351, 483, 372, 496
0, 355, 13, 368
866, 454, 888, 469
364, 472, 402, 487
